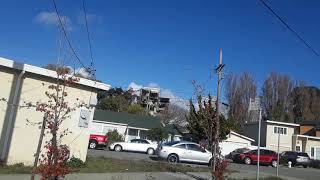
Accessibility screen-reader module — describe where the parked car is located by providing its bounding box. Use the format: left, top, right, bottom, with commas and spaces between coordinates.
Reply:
156, 141, 213, 165
88, 134, 108, 149
109, 139, 158, 155
280, 151, 311, 168
226, 148, 250, 161
234, 149, 278, 167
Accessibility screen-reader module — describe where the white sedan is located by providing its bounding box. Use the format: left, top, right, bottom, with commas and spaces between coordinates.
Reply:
109, 139, 158, 155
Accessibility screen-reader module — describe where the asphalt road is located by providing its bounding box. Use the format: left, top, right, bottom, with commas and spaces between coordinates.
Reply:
87, 149, 320, 180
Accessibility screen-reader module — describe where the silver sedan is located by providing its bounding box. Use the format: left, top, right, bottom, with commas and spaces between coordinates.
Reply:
156, 141, 213, 165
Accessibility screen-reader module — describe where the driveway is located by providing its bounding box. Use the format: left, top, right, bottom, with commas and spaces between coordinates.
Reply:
87, 149, 320, 180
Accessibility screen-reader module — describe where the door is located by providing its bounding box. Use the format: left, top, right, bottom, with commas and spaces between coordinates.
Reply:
249, 150, 258, 162
174, 144, 188, 161
185, 144, 210, 163
125, 139, 139, 151
136, 139, 150, 152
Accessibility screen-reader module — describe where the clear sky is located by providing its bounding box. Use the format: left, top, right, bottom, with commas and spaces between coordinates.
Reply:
0, 0, 319, 101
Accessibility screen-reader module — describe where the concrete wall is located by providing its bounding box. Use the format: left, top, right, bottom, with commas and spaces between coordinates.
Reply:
1, 69, 97, 165
0, 67, 16, 146
265, 124, 294, 152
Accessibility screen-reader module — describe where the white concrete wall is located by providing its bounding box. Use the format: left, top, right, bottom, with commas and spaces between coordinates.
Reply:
4, 73, 97, 165
266, 124, 294, 152
0, 68, 15, 140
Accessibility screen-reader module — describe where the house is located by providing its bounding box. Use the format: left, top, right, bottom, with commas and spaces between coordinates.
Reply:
242, 120, 300, 153
242, 119, 320, 160
0, 57, 111, 165
220, 131, 255, 156
293, 120, 320, 160
91, 110, 163, 142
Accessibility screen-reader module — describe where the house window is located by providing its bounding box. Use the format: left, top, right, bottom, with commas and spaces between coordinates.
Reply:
273, 126, 287, 135
311, 147, 315, 158
296, 145, 301, 152
128, 129, 138, 136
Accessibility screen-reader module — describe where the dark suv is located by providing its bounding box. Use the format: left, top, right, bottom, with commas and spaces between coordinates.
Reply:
280, 151, 311, 168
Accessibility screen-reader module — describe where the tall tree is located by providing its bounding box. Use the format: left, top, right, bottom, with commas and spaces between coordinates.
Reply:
261, 72, 295, 122
97, 88, 135, 112
291, 86, 320, 122
225, 72, 257, 129
157, 104, 187, 125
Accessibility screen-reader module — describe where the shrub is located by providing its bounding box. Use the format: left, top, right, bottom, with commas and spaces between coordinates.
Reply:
128, 104, 147, 115
106, 129, 124, 144
66, 156, 85, 168
147, 127, 168, 143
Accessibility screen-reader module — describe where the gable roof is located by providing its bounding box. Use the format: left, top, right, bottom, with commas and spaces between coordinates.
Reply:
93, 109, 162, 129
266, 120, 300, 127
229, 131, 255, 142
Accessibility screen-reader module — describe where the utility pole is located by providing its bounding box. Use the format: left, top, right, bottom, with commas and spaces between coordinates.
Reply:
212, 49, 225, 177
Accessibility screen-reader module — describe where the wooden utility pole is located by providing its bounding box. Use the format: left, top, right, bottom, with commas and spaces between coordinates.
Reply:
212, 49, 224, 176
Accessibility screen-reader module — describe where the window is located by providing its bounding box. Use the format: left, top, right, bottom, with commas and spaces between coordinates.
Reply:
296, 145, 301, 152
311, 147, 315, 158
273, 126, 288, 135
175, 144, 187, 149
187, 144, 203, 152
138, 140, 149, 144
128, 129, 138, 136
131, 139, 139, 143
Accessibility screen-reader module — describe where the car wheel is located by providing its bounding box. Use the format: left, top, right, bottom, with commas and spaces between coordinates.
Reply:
303, 165, 308, 168
244, 157, 251, 165
147, 148, 155, 155
88, 140, 97, 149
167, 154, 179, 164
271, 160, 278, 168
114, 145, 122, 152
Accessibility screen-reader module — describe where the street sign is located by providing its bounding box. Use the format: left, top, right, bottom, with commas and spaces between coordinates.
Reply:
249, 97, 261, 111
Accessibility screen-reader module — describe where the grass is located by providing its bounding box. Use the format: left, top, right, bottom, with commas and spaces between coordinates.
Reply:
76, 157, 209, 173
0, 157, 209, 174
0, 163, 32, 174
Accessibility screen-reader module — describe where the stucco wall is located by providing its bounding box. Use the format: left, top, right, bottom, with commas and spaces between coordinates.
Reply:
0, 67, 16, 143
4, 72, 97, 165
266, 124, 294, 152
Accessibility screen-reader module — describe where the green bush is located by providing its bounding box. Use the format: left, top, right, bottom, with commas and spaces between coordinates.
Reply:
128, 104, 147, 115
66, 156, 85, 168
147, 127, 168, 143
106, 130, 124, 144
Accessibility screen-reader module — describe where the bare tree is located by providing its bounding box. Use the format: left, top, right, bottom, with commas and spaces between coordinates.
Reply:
225, 72, 257, 129
261, 72, 295, 122
158, 104, 187, 125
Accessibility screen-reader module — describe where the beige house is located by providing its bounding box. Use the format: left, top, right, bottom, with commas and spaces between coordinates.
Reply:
242, 120, 300, 152
0, 57, 110, 165
243, 120, 320, 160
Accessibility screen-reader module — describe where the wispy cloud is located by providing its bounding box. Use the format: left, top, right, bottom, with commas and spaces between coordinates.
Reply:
77, 13, 102, 25
34, 11, 73, 31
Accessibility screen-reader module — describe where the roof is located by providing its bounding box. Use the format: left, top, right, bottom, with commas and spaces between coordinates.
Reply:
229, 131, 255, 142
266, 120, 300, 127
294, 134, 320, 141
300, 120, 320, 127
93, 109, 162, 129
0, 57, 111, 91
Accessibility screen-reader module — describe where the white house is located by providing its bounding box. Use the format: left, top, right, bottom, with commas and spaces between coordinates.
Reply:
220, 131, 255, 156
90, 110, 163, 142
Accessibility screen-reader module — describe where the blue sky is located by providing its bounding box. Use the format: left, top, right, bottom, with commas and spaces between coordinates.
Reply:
0, 0, 319, 102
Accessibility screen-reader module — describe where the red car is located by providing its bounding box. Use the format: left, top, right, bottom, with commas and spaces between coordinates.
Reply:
88, 134, 108, 149
236, 149, 278, 167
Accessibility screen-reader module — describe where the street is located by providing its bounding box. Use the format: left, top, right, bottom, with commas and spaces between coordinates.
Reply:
88, 149, 320, 180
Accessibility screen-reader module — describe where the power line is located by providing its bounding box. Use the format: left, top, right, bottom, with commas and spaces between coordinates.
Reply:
52, 0, 87, 69
82, 0, 95, 68
259, 0, 319, 56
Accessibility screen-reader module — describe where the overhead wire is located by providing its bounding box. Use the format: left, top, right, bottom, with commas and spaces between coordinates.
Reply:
259, 0, 319, 56
52, 0, 88, 69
